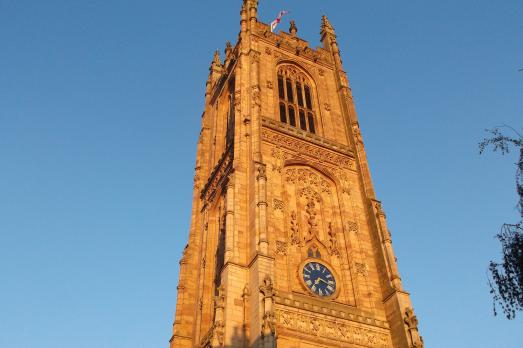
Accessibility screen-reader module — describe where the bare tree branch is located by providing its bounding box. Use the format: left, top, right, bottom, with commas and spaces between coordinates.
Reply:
481, 127, 523, 319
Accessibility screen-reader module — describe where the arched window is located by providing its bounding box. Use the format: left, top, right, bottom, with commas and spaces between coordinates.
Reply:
307, 246, 321, 259
277, 65, 316, 134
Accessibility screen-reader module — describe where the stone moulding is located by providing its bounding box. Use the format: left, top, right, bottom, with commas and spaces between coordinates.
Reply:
297, 258, 342, 300
261, 118, 355, 170
200, 146, 233, 203
274, 294, 389, 330
275, 307, 392, 348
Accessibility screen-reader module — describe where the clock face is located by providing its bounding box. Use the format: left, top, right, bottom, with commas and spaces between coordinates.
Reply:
302, 261, 336, 297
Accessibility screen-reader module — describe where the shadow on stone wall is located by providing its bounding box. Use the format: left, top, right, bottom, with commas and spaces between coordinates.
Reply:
210, 325, 271, 348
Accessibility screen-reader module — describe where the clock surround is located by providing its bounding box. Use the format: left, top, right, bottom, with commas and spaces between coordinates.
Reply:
298, 258, 341, 300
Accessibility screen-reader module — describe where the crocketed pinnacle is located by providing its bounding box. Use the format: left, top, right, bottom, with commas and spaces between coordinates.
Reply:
321, 15, 334, 32
212, 50, 222, 66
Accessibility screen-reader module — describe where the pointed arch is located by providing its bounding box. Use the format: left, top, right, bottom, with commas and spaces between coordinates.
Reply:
283, 158, 343, 189
276, 60, 318, 86
275, 62, 320, 134
305, 239, 329, 260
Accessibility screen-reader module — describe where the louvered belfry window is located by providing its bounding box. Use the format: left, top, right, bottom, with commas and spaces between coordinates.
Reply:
277, 66, 316, 134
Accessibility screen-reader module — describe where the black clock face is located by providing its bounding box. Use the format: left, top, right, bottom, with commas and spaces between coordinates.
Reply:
302, 262, 336, 297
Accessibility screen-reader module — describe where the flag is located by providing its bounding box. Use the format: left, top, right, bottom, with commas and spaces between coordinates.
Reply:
270, 10, 289, 32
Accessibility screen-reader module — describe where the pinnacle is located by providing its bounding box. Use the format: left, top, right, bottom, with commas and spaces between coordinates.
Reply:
289, 20, 298, 36
212, 50, 222, 66
224, 42, 233, 64
321, 15, 334, 32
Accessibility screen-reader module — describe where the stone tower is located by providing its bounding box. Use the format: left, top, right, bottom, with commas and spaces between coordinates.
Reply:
170, 2, 423, 348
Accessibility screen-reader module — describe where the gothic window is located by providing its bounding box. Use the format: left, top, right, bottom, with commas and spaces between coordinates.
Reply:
225, 78, 235, 145
307, 246, 321, 259
277, 66, 316, 134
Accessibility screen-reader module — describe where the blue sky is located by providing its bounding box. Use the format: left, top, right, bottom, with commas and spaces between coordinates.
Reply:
1, 1, 522, 347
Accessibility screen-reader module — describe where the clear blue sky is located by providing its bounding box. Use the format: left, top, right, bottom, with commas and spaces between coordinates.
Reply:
1, 1, 522, 347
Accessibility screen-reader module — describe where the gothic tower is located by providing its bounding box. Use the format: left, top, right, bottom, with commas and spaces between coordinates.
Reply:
170, 2, 423, 348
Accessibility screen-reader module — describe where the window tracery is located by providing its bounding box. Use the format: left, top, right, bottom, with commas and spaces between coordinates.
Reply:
277, 65, 316, 134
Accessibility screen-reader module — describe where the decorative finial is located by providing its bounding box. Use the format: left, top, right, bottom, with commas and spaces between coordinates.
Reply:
289, 20, 298, 37
212, 50, 222, 67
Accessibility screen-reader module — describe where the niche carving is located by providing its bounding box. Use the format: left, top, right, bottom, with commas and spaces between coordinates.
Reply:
277, 165, 355, 304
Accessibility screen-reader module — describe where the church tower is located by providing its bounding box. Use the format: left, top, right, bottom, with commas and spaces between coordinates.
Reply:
170, 2, 423, 347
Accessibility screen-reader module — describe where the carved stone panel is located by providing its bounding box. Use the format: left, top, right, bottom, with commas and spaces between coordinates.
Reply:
273, 164, 356, 305
276, 241, 288, 256
262, 126, 355, 169
275, 308, 392, 348
273, 198, 284, 212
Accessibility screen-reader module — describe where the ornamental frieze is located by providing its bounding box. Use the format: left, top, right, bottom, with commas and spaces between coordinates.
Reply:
262, 124, 355, 170
272, 149, 358, 200
254, 22, 333, 67
275, 308, 392, 348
